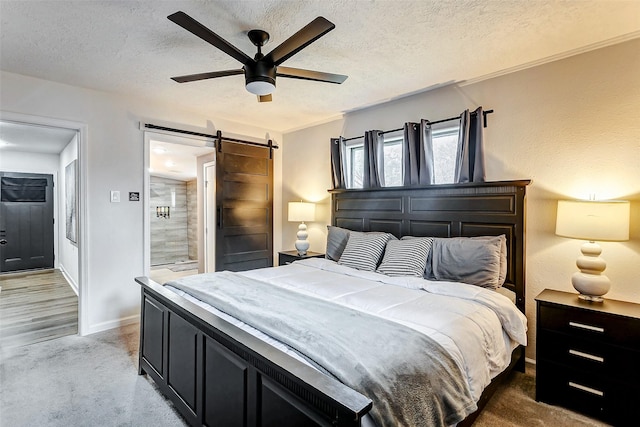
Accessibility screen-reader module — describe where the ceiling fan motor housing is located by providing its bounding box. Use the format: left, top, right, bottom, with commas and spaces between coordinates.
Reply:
244, 61, 276, 95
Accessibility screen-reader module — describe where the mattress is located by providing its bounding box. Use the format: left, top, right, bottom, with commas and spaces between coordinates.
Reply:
166, 258, 527, 424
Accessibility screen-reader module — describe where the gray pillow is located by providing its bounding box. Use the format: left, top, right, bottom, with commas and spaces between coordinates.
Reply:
338, 231, 394, 272
429, 236, 503, 289
411, 235, 507, 286
472, 235, 507, 285
325, 225, 350, 261
376, 238, 434, 277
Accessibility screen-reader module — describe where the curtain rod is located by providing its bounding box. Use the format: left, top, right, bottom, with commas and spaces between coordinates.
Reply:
143, 123, 279, 150
341, 109, 493, 142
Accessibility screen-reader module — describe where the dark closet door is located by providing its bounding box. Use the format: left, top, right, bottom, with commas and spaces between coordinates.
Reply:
0, 172, 55, 272
215, 141, 273, 271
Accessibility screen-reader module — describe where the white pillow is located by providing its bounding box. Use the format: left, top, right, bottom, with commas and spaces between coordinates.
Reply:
376, 238, 434, 277
338, 231, 394, 271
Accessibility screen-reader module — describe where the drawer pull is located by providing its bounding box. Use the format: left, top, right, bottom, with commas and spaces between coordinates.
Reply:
569, 321, 604, 333
568, 381, 604, 397
569, 349, 604, 363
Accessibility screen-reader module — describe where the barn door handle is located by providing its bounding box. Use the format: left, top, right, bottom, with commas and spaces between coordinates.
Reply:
216, 207, 223, 229
0, 239, 7, 245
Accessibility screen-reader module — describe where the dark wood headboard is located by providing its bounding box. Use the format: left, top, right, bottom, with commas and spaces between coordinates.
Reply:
329, 180, 530, 312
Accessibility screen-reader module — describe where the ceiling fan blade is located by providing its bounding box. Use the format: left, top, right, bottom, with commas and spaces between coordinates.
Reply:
258, 94, 272, 102
277, 66, 347, 84
168, 11, 252, 65
265, 16, 335, 66
171, 69, 244, 83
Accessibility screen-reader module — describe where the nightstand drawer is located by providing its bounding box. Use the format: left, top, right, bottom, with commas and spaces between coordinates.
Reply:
537, 360, 637, 426
537, 329, 640, 381
538, 305, 640, 349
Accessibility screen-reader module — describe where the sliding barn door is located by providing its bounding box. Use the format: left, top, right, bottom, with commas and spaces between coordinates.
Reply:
215, 141, 273, 271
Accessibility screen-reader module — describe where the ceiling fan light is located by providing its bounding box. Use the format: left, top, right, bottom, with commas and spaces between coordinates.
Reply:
246, 80, 275, 95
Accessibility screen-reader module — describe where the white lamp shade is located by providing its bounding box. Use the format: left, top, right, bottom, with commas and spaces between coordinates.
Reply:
556, 200, 630, 242
288, 202, 315, 222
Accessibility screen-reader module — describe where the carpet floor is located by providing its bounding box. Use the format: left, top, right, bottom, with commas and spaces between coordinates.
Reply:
0, 324, 184, 427
0, 323, 610, 427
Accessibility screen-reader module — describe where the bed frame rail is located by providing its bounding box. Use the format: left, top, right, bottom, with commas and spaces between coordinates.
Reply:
136, 276, 372, 427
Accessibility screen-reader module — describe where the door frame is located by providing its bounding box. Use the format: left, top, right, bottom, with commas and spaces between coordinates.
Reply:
203, 161, 216, 272
0, 111, 89, 335
142, 130, 215, 276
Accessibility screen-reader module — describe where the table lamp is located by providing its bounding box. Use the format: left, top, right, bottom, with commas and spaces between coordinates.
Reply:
288, 201, 315, 256
555, 199, 630, 302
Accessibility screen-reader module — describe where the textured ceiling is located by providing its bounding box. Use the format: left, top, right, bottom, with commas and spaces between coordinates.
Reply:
1, 1, 639, 133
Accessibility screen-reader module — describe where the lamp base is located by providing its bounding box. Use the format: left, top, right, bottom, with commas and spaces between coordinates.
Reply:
571, 241, 610, 303
577, 294, 604, 303
572, 271, 610, 303
294, 222, 309, 256
294, 246, 308, 256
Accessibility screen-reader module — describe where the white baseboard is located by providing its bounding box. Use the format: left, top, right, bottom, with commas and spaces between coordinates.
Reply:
85, 314, 140, 335
58, 264, 78, 296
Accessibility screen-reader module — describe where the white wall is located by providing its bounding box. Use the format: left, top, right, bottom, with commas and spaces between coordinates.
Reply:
0, 70, 283, 334
0, 150, 61, 271
282, 38, 640, 361
58, 135, 79, 292
281, 120, 345, 253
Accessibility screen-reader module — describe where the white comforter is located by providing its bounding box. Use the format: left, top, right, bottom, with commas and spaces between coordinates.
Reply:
168, 257, 527, 407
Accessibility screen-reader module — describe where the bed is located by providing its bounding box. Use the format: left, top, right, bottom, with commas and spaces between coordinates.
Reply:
135, 180, 529, 426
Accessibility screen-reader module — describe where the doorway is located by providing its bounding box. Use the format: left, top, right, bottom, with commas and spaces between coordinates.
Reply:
0, 114, 86, 342
143, 131, 216, 282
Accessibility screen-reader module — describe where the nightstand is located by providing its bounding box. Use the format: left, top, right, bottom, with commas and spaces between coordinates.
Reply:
535, 289, 640, 426
278, 250, 325, 266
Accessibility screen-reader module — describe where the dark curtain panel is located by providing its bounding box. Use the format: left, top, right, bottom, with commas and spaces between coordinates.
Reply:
454, 106, 486, 183
363, 130, 384, 188
330, 137, 346, 189
403, 119, 435, 186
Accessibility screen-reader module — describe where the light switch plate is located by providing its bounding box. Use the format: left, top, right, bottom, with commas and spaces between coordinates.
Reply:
110, 190, 120, 203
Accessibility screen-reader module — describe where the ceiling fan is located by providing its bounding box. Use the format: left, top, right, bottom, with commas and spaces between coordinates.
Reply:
168, 11, 348, 102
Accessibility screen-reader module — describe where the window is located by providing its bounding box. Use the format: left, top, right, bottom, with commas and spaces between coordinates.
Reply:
344, 125, 459, 188
382, 134, 403, 187
345, 142, 364, 188
432, 127, 459, 184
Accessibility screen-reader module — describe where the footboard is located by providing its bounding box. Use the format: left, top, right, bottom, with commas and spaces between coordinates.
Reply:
135, 276, 372, 427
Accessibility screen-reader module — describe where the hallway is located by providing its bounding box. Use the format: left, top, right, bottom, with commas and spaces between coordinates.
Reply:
0, 269, 77, 348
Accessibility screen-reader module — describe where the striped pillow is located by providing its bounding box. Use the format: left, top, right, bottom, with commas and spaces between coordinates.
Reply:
376, 238, 434, 277
338, 231, 394, 271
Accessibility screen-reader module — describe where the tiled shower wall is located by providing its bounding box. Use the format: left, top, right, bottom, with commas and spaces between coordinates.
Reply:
150, 176, 197, 266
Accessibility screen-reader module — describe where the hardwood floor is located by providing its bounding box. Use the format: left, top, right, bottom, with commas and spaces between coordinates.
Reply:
0, 269, 78, 348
